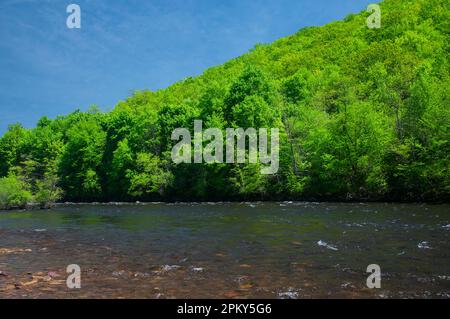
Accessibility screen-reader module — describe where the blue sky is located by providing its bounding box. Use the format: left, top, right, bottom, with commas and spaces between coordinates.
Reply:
0, 0, 375, 134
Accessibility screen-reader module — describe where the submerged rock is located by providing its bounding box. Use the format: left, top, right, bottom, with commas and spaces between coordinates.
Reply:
112, 270, 127, 277
0, 248, 32, 255
47, 271, 60, 279
239, 283, 253, 290
224, 290, 241, 298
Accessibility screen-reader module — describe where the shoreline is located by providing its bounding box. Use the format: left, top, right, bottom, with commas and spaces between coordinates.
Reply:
1, 200, 449, 212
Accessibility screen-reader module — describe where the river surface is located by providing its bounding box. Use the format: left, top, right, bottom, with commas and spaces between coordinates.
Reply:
0, 202, 449, 299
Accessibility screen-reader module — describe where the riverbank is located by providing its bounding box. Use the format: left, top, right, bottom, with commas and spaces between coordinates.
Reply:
2, 199, 449, 212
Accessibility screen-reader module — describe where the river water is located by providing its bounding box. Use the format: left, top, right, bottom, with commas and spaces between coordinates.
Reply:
0, 202, 449, 299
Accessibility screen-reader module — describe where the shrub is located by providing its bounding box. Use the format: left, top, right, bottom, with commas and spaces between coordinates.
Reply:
0, 175, 33, 209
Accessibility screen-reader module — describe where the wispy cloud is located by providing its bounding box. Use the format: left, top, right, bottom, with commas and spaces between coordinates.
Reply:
0, 0, 375, 133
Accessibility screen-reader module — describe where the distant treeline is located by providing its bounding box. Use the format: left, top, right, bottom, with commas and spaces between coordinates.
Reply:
0, 0, 448, 208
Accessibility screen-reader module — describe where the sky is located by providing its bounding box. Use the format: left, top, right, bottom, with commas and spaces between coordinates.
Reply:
0, 0, 375, 134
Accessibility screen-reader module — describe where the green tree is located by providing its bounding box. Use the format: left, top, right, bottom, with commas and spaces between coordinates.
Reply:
127, 152, 173, 198
0, 124, 27, 177
59, 119, 106, 201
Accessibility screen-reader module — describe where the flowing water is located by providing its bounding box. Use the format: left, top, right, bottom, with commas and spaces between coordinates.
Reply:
0, 202, 449, 299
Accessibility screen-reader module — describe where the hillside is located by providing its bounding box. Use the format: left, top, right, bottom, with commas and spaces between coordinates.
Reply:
0, 0, 449, 206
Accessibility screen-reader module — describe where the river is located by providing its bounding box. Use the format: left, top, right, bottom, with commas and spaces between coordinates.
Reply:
0, 202, 449, 298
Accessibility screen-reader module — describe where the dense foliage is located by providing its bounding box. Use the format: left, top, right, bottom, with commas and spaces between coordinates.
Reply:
0, 0, 448, 206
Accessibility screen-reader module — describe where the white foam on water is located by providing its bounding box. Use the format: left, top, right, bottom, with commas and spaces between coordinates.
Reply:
278, 287, 299, 299
317, 240, 338, 251
161, 265, 181, 272
417, 241, 431, 249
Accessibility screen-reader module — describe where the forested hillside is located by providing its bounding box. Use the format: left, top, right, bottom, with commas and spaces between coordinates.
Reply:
0, 0, 448, 207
